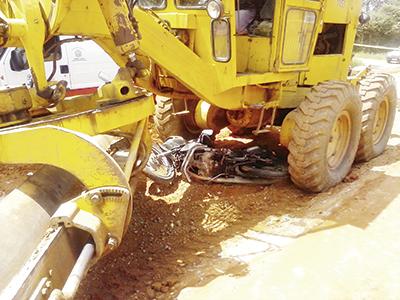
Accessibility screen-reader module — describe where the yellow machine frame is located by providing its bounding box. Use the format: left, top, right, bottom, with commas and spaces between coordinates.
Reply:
131, 0, 362, 109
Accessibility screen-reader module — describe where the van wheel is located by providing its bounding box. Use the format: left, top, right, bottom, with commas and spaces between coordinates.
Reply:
356, 73, 397, 162
288, 81, 362, 192
154, 96, 200, 140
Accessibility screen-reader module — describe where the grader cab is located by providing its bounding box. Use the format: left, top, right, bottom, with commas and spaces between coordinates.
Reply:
0, 0, 396, 298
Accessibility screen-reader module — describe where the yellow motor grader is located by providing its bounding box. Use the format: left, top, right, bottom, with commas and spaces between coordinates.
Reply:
0, 0, 396, 298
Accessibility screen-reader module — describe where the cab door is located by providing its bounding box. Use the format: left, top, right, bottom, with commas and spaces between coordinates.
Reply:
271, 0, 322, 72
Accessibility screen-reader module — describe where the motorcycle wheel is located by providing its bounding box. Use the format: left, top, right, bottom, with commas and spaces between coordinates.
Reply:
143, 143, 176, 184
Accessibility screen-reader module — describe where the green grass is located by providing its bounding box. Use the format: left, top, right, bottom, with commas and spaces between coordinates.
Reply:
351, 57, 364, 67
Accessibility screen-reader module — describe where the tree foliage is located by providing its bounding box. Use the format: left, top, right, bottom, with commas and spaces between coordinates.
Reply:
362, 0, 389, 13
357, 0, 400, 47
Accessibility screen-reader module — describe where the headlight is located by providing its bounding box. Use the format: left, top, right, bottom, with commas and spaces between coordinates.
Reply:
207, 0, 223, 19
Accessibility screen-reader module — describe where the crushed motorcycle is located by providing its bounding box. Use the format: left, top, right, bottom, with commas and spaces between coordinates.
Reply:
142, 130, 289, 185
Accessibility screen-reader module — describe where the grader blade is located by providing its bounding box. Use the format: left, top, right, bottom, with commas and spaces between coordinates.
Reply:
0, 166, 85, 295
0, 80, 154, 297
0, 125, 136, 299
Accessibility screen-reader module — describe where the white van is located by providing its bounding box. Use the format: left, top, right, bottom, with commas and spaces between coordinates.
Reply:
0, 37, 119, 96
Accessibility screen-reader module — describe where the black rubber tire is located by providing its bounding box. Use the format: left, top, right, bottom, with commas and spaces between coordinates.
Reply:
288, 81, 362, 192
356, 73, 397, 162
237, 164, 288, 178
154, 96, 199, 140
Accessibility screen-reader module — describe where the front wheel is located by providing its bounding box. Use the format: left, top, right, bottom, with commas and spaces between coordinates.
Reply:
143, 143, 175, 184
288, 81, 362, 192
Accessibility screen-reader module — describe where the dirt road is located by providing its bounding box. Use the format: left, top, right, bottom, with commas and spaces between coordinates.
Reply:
77, 72, 400, 300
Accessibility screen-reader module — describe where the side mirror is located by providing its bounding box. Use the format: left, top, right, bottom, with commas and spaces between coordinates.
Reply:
10, 48, 29, 71
359, 12, 370, 25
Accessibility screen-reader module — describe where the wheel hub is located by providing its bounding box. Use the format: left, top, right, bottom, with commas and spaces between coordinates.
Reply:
327, 110, 351, 169
372, 97, 389, 145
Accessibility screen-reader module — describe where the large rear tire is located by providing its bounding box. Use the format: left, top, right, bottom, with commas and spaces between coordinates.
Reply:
154, 96, 200, 140
288, 81, 362, 192
356, 73, 397, 162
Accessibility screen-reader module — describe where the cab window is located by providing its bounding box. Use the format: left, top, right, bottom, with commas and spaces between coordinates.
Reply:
175, 0, 208, 9
138, 0, 166, 9
282, 9, 316, 64
212, 19, 231, 62
236, 0, 275, 36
